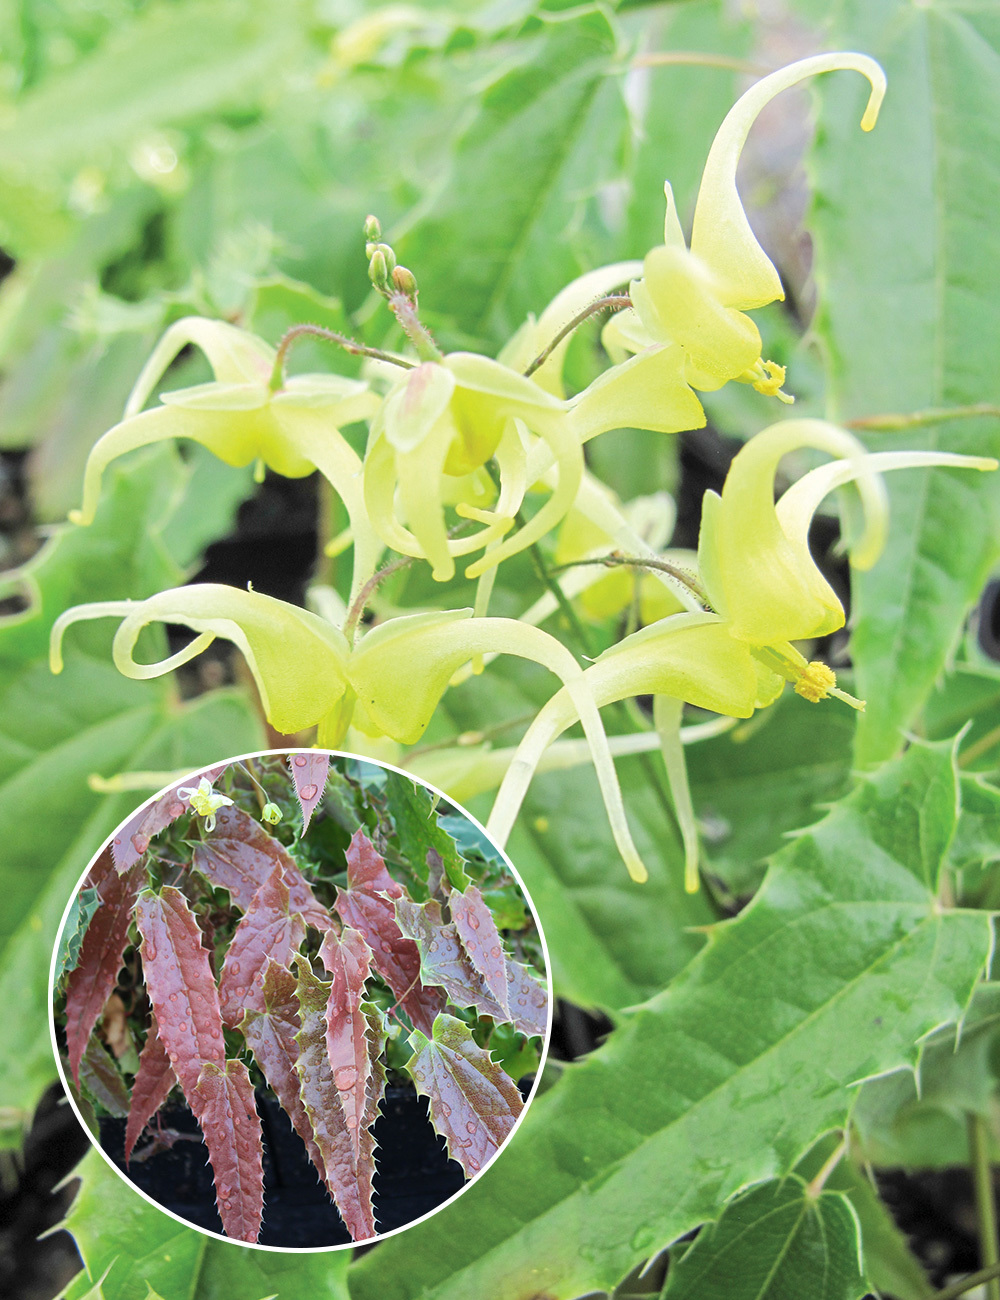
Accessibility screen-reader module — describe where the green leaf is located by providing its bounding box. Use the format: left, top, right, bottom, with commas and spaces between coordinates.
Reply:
658, 1174, 865, 1300
383, 770, 468, 891
824, 1159, 932, 1300
348, 741, 990, 1300
62, 1152, 349, 1300
55, 886, 100, 984
808, 0, 1000, 765
0, 447, 264, 1137
395, 7, 628, 347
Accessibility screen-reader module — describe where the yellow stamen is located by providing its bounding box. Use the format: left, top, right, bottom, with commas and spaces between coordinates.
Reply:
749, 359, 794, 403
794, 661, 837, 703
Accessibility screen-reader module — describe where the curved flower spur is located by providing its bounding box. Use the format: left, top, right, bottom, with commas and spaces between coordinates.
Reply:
485, 422, 997, 890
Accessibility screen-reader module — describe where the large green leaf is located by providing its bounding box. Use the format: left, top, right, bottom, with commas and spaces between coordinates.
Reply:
61, 1152, 349, 1300
0, 447, 264, 1135
658, 1174, 866, 1300
808, 0, 1000, 765
348, 741, 989, 1300
395, 6, 628, 348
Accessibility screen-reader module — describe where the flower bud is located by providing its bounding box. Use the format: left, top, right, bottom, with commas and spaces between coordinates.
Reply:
392, 265, 418, 297
368, 249, 388, 290
261, 802, 282, 825
363, 214, 381, 242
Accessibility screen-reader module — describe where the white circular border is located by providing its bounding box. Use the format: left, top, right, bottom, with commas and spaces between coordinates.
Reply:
49, 745, 555, 1254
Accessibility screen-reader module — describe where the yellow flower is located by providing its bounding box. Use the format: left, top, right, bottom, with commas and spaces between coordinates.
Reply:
597, 53, 886, 410
69, 317, 382, 604
176, 775, 234, 832
486, 422, 996, 889
50, 587, 647, 883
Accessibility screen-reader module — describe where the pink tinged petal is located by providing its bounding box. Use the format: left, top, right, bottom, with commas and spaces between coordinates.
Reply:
194, 1059, 265, 1244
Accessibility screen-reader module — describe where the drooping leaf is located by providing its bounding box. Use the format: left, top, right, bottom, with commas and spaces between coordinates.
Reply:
61, 1151, 351, 1300
288, 750, 329, 836
76, 1035, 131, 1119
659, 1174, 866, 1300
240, 958, 326, 1185
292, 956, 380, 1242
192, 805, 332, 929
319, 927, 376, 1160
124, 1014, 176, 1164
448, 885, 510, 1017
406, 1013, 523, 1180
111, 762, 227, 875
808, 0, 1000, 764
217, 866, 306, 1028
64, 850, 142, 1086
335, 829, 444, 1035
133, 887, 226, 1098
193, 1058, 265, 1244
349, 742, 991, 1300
383, 771, 468, 891
55, 886, 100, 984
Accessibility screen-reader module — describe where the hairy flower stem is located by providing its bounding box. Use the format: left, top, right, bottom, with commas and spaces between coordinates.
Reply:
523, 294, 632, 378
551, 552, 708, 605
342, 553, 415, 645
269, 323, 415, 390
968, 1111, 1000, 1300
387, 291, 444, 363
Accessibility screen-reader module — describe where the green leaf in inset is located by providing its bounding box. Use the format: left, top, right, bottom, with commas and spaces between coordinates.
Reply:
808, 0, 1000, 765
55, 885, 100, 984
62, 1151, 350, 1300
349, 741, 990, 1300
383, 770, 468, 892
658, 1174, 865, 1300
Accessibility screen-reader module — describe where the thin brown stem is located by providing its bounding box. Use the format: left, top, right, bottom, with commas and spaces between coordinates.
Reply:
387, 291, 443, 363
551, 551, 708, 603
846, 404, 1000, 432
342, 553, 415, 645
524, 294, 632, 378
270, 323, 414, 389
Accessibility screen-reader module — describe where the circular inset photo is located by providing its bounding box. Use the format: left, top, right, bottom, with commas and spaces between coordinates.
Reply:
50, 750, 550, 1249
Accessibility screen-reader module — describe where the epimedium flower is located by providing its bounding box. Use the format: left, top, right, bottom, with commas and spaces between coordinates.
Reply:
50, 586, 647, 882
68, 316, 384, 605
599, 52, 886, 409
177, 775, 234, 832
484, 420, 997, 890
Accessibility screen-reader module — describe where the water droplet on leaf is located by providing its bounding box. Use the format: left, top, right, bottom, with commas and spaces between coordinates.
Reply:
300, 784, 318, 800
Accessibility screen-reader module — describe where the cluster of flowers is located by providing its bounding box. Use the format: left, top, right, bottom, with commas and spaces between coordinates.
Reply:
51, 53, 995, 890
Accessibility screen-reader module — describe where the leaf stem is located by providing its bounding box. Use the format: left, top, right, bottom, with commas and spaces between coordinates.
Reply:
805, 1136, 846, 1199
269, 323, 415, 390
632, 51, 774, 76
935, 1261, 1000, 1300
958, 723, 1000, 769
523, 294, 631, 378
968, 1111, 1000, 1300
845, 404, 1000, 432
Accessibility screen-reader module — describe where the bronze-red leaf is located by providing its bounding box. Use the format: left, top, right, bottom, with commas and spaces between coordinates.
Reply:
288, 751, 330, 836
240, 959, 327, 1184
111, 762, 228, 874
407, 1013, 523, 1178
449, 886, 510, 1017
193, 806, 332, 930
218, 867, 306, 1028
64, 849, 142, 1086
293, 956, 383, 1242
319, 927, 375, 1160
194, 1058, 265, 1243
394, 895, 506, 1021
134, 887, 226, 1099
124, 1014, 176, 1164
76, 1034, 131, 1118
335, 830, 443, 1035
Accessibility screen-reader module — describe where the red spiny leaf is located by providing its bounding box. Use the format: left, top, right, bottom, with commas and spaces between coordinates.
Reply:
319, 928, 376, 1159
449, 886, 510, 1017
194, 1059, 265, 1243
240, 959, 327, 1185
504, 958, 549, 1039
193, 806, 332, 930
64, 850, 142, 1086
335, 830, 444, 1035
76, 1035, 130, 1118
293, 956, 380, 1242
394, 896, 506, 1021
124, 1014, 176, 1164
288, 751, 330, 836
407, 1013, 523, 1179
134, 887, 225, 1099
111, 762, 228, 873
218, 867, 306, 1028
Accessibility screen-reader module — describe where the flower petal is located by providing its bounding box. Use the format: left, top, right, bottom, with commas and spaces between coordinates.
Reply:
690, 52, 886, 310
569, 342, 707, 440
125, 317, 275, 417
